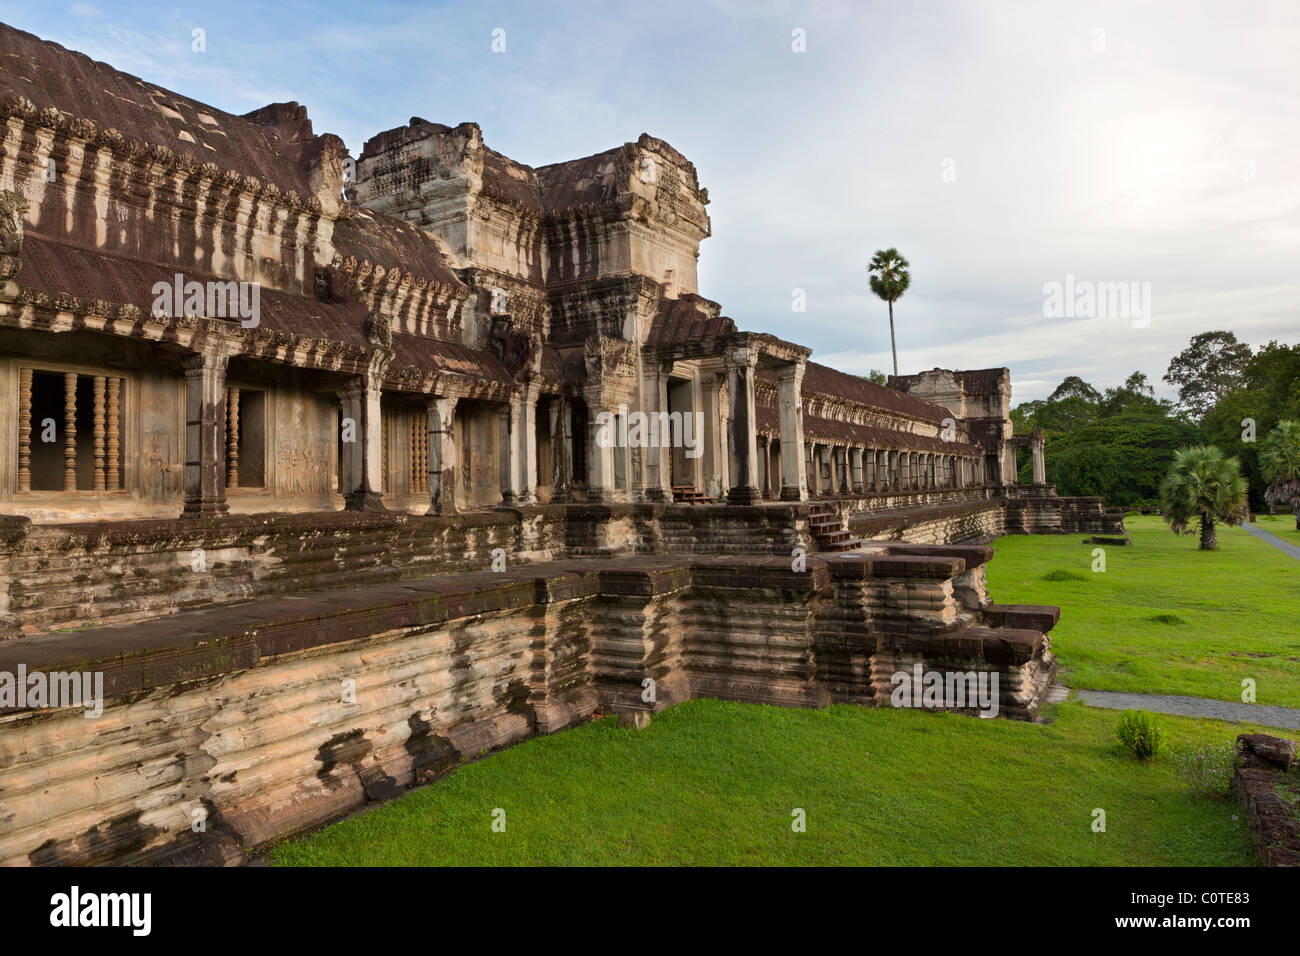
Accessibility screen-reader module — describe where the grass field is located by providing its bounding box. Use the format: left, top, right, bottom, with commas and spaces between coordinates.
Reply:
269, 511, 1300, 867
984, 514, 1300, 707
268, 700, 1258, 866
1255, 513, 1300, 547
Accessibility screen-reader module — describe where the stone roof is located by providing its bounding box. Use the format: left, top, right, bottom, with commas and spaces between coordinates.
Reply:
330, 207, 465, 291
390, 331, 512, 384
16, 232, 370, 346
800, 414, 980, 454
802, 363, 950, 423
0, 22, 331, 197
535, 146, 625, 212
645, 293, 735, 347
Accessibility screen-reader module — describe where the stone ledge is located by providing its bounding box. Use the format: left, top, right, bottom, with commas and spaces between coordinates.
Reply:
1234, 733, 1300, 867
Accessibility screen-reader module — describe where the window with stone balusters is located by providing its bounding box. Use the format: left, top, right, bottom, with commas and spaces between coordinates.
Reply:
224, 386, 267, 489
17, 367, 125, 493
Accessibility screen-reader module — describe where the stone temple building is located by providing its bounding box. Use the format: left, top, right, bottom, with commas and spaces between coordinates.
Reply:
0, 23, 1122, 865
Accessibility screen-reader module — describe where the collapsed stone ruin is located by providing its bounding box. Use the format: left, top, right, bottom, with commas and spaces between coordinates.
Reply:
0, 23, 1124, 864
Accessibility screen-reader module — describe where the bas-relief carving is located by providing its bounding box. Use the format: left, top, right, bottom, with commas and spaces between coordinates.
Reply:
276, 438, 330, 496
142, 434, 182, 499
272, 393, 335, 497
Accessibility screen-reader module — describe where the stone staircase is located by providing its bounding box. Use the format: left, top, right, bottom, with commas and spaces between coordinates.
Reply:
672, 485, 709, 504
809, 503, 865, 552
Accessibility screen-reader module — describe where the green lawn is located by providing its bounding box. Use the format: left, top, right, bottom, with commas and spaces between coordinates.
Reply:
985, 515, 1300, 707
1255, 513, 1300, 547
269, 512, 1300, 867
268, 699, 1257, 866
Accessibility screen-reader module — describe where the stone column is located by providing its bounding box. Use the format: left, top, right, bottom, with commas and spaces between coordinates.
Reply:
182, 345, 230, 517
550, 398, 570, 500
850, 447, 863, 493
338, 368, 386, 511
586, 397, 615, 503
1032, 430, 1046, 484
700, 373, 726, 498
725, 345, 760, 504
426, 395, 458, 514
519, 383, 539, 504
777, 361, 808, 501
1003, 443, 1018, 486
689, 373, 705, 492
497, 404, 512, 500
656, 366, 674, 498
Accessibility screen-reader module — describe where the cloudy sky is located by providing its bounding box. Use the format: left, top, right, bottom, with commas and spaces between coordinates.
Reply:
2, 0, 1296, 402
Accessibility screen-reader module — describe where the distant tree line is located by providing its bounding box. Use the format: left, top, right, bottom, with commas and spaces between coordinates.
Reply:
1010, 331, 1300, 511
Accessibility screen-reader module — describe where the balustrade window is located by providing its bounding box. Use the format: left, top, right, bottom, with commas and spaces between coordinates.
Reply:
225, 387, 266, 488
408, 410, 429, 494
18, 368, 124, 492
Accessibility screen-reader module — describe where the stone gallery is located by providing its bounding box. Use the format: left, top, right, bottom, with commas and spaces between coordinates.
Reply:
0, 23, 1124, 864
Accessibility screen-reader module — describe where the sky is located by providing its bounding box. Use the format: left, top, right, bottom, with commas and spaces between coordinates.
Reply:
1, 0, 1296, 403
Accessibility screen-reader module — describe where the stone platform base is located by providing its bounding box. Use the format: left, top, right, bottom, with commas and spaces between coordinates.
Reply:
0, 544, 1059, 866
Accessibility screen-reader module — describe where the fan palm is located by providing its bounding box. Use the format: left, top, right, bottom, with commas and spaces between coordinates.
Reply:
1158, 445, 1249, 550
868, 248, 910, 377
1260, 420, 1300, 530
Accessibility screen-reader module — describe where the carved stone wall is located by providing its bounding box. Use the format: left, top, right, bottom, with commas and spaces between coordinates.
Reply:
0, 544, 1058, 865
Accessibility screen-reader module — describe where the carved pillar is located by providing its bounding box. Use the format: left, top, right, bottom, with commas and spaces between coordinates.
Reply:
700, 373, 725, 499
522, 384, 539, 503
338, 368, 386, 512
585, 397, 615, 502
182, 348, 230, 517
777, 361, 808, 501
550, 398, 570, 500
688, 373, 705, 492
427, 395, 458, 514
17, 367, 31, 492
725, 345, 760, 504
502, 385, 538, 505
225, 386, 240, 489
1032, 430, 1046, 484
850, 446, 863, 494
106, 377, 120, 491
642, 363, 672, 500
63, 372, 77, 491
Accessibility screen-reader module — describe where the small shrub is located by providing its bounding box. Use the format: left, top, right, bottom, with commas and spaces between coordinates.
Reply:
1172, 741, 1237, 797
1148, 613, 1186, 625
1042, 569, 1086, 582
1116, 709, 1164, 760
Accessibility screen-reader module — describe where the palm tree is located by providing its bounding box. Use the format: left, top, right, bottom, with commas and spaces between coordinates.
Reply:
868, 248, 910, 377
1260, 420, 1300, 530
1158, 445, 1249, 550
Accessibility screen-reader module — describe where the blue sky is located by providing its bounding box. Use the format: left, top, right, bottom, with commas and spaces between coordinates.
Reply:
3, 0, 1296, 402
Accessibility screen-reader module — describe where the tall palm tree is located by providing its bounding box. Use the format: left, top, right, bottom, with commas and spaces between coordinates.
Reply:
868, 248, 910, 377
1159, 445, 1249, 550
1260, 420, 1300, 530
